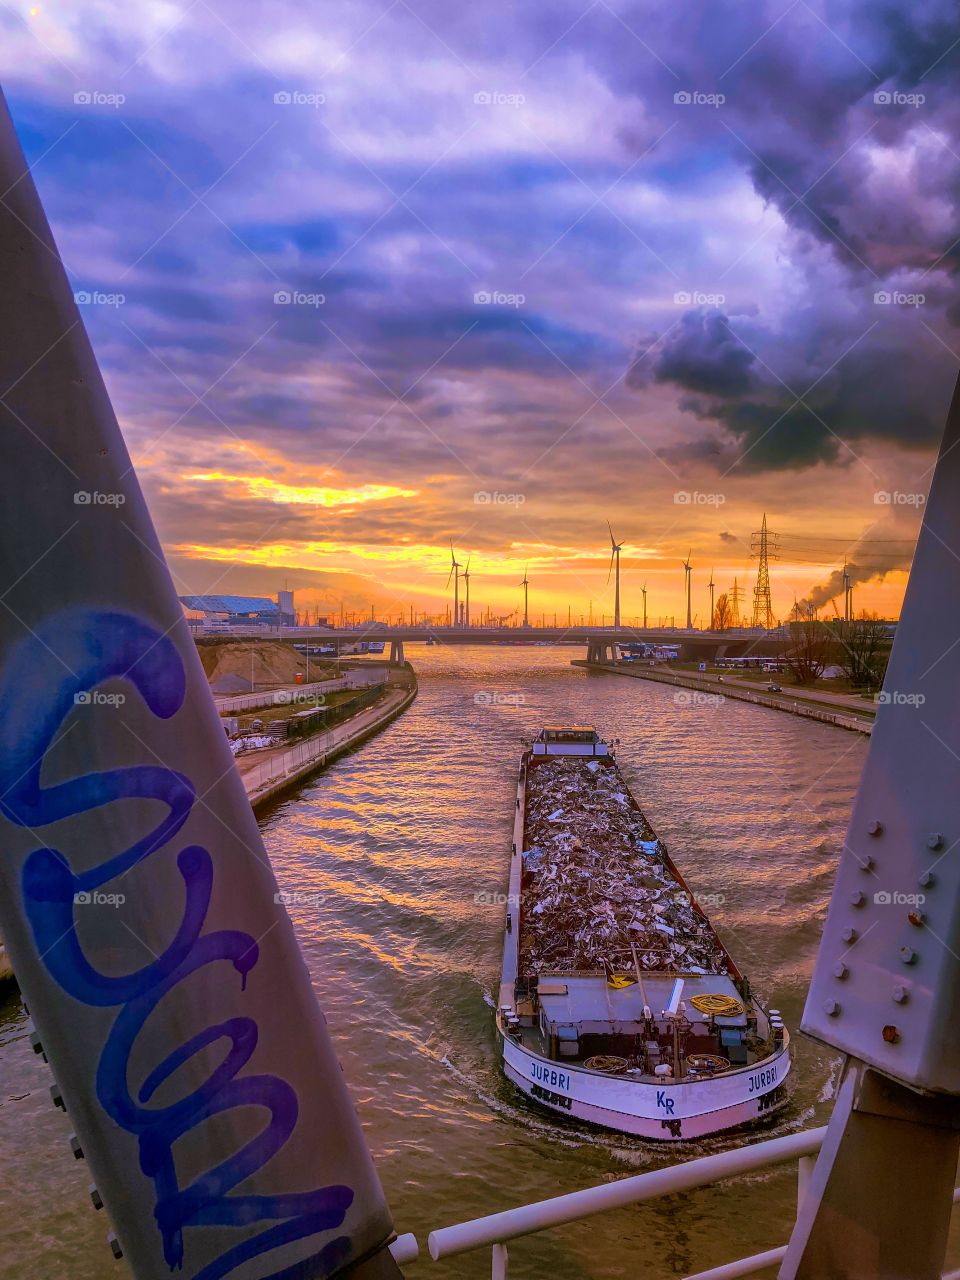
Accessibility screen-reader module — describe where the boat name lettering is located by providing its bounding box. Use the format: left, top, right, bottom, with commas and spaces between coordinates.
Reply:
530, 1083, 572, 1111
748, 1063, 778, 1094
530, 1062, 571, 1092
656, 1089, 676, 1114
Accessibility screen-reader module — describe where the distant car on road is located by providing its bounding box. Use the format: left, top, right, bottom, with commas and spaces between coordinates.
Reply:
766, 682, 782, 692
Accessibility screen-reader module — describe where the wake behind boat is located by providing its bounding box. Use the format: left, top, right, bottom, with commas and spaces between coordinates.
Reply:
497, 726, 791, 1140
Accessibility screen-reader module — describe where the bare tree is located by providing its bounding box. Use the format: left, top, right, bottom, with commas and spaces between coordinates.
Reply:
784, 611, 834, 684
713, 592, 731, 632
834, 613, 890, 689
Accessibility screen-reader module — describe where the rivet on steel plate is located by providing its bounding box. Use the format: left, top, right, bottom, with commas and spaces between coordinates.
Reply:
892, 985, 908, 1004
927, 833, 944, 850
823, 999, 841, 1016
899, 947, 917, 965
867, 820, 883, 836
832, 963, 848, 980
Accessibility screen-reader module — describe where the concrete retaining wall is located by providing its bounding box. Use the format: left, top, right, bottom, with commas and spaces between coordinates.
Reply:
572, 661, 872, 736
245, 673, 417, 810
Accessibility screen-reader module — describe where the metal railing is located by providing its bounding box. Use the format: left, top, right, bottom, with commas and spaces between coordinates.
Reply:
388, 1125, 960, 1277
425, 1127, 824, 1277
214, 678, 346, 714
242, 684, 411, 800
243, 730, 335, 795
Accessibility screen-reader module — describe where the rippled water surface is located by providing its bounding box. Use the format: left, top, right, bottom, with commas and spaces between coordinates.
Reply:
5, 646, 949, 1277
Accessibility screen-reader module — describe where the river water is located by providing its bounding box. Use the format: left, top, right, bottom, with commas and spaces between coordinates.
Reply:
2, 646, 950, 1277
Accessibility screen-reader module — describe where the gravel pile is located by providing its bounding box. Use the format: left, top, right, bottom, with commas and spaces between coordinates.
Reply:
520, 758, 729, 976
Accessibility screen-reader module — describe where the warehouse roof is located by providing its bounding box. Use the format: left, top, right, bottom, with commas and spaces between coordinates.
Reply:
179, 594, 279, 614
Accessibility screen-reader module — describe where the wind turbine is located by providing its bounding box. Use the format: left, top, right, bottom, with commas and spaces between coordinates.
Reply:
682, 550, 693, 630
520, 565, 530, 628
607, 522, 624, 630
463, 556, 471, 628
446, 544, 461, 628
708, 567, 715, 632
641, 582, 648, 629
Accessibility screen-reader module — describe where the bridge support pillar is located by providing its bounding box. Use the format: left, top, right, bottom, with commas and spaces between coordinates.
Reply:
586, 639, 615, 665
780, 1058, 960, 1279
388, 638, 405, 666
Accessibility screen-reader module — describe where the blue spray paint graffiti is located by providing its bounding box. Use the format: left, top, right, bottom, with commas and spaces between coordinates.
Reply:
0, 610, 355, 1278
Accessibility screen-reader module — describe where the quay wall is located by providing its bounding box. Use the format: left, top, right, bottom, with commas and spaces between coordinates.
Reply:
572, 661, 873, 736
244, 667, 417, 810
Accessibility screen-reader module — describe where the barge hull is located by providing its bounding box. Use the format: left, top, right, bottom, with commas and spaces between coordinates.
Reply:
501, 1026, 791, 1141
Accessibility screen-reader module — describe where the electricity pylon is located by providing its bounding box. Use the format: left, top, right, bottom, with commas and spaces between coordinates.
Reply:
751, 513, 778, 628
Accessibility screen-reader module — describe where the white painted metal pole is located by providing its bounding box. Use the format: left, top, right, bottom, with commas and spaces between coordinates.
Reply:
492, 1241, 509, 1279
683, 1247, 788, 1280
428, 1127, 825, 1258
389, 1234, 419, 1265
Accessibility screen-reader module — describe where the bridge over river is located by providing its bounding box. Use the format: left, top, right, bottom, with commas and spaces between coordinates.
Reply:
278, 625, 787, 665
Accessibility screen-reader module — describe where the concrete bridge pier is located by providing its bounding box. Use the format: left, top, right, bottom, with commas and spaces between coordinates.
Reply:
586, 637, 615, 665
388, 638, 405, 666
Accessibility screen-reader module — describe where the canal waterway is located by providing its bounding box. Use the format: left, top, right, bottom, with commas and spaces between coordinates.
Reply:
2, 645, 952, 1277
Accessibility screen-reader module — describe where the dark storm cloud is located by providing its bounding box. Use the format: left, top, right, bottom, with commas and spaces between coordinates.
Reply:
629, 309, 756, 397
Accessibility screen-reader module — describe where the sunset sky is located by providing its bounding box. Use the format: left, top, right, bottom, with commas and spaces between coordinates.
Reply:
3, 0, 957, 625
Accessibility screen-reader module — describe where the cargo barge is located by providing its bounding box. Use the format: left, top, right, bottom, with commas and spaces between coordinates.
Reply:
496, 727, 790, 1140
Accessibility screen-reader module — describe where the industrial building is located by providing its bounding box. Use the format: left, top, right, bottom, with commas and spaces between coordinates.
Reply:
180, 591, 296, 629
